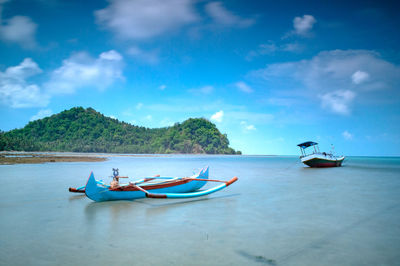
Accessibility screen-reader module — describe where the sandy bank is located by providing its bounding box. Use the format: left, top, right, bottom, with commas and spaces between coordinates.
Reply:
0, 152, 107, 165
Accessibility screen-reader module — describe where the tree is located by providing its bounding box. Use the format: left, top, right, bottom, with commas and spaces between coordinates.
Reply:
1, 107, 241, 154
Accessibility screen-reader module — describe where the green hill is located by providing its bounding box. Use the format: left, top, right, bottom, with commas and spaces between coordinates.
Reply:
0, 107, 241, 154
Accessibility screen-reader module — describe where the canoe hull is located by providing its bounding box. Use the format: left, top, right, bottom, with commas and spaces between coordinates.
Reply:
85, 167, 209, 202
301, 154, 345, 168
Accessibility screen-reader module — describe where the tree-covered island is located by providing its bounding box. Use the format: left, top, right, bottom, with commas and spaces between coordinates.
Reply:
0, 107, 241, 154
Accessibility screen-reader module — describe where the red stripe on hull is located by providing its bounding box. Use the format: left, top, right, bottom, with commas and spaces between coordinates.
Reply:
109, 178, 193, 191
303, 158, 344, 168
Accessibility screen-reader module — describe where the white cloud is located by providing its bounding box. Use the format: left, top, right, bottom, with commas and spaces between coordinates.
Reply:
95, 0, 198, 40
3, 57, 41, 79
145, 114, 152, 121
210, 110, 223, 123
281, 43, 302, 52
342, 130, 353, 140
159, 84, 166, 90
100, 49, 122, 61
160, 118, 174, 127
250, 49, 400, 115
293, 15, 316, 36
352, 70, 369, 84
240, 121, 256, 131
320, 89, 356, 115
45, 50, 124, 94
0, 58, 49, 108
246, 41, 302, 60
235, 81, 253, 93
30, 109, 52, 121
0, 1, 38, 49
136, 102, 143, 110
230, 111, 274, 124
246, 124, 256, 130
205, 2, 254, 28
257, 43, 277, 54
126, 46, 159, 64
189, 85, 214, 95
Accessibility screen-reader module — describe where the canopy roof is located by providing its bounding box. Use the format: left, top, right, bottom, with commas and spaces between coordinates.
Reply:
297, 141, 318, 149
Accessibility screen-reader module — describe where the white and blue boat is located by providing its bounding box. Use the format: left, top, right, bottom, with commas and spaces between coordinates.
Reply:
73, 167, 238, 202
297, 141, 345, 167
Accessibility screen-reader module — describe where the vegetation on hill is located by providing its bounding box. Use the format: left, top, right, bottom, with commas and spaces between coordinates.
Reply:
0, 107, 241, 154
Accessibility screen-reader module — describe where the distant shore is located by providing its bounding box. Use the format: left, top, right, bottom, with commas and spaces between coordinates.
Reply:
0, 152, 107, 165
0, 151, 246, 165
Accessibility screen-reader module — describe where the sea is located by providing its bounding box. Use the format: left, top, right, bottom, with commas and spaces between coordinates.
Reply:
0, 155, 399, 266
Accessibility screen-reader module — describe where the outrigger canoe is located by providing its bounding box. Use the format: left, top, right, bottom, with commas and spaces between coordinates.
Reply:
71, 167, 238, 202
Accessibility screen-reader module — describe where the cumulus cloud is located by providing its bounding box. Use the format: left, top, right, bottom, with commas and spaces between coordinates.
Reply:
136, 102, 143, 110
30, 109, 52, 121
205, 2, 254, 28
342, 130, 353, 140
0, 58, 49, 108
210, 110, 223, 123
160, 117, 174, 127
45, 50, 124, 94
189, 85, 214, 95
251, 49, 400, 115
235, 81, 253, 93
352, 70, 369, 84
0, 16, 38, 48
320, 90, 356, 115
95, 0, 198, 40
1, 50, 125, 108
240, 121, 256, 131
246, 41, 302, 60
126, 46, 159, 64
246, 124, 256, 130
293, 15, 316, 36
0, 1, 38, 49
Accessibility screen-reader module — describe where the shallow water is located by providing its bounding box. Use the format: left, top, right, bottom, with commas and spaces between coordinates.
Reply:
0, 155, 399, 265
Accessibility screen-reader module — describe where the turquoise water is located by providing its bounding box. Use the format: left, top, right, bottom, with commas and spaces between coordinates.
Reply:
1, 155, 400, 265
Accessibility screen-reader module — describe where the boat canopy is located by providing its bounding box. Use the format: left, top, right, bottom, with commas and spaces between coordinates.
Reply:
297, 141, 318, 149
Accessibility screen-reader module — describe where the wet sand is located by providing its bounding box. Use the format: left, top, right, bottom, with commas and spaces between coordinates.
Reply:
0, 152, 107, 165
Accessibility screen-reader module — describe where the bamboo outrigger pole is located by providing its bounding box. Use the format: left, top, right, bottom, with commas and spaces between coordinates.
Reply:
129, 177, 238, 199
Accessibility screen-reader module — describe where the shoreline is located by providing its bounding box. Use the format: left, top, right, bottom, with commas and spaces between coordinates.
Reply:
0, 151, 245, 165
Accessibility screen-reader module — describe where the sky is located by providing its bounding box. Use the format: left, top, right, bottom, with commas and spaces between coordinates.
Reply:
0, 0, 400, 156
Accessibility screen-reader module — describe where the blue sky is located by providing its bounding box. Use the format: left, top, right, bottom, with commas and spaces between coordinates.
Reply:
0, 0, 399, 156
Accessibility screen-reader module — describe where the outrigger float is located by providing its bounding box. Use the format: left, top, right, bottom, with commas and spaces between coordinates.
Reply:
297, 141, 345, 168
69, 167, 238, 202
